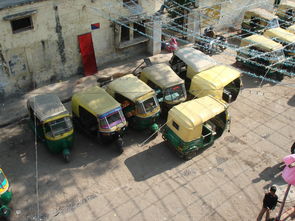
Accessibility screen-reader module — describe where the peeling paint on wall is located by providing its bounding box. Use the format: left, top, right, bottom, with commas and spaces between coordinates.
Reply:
8, 55, 27, 76
54, 6, 66, 64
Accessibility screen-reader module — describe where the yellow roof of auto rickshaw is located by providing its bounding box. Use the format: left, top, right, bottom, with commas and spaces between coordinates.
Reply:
107, 74, 154, 102
287, 24, 295, 34
27, 94, 69, 122
141, 63, 184, 89
192, 65, 241, 89
241, 34, 284, 51
264, 27, 295, 43
168, 96, 228, 129
72, 86, 120, 116
278, 1, 295, 10
244, 8, 278, 21
174, 47, 217, 72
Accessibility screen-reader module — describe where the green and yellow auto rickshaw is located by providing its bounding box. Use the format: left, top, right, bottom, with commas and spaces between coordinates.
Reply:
139, 63, 187, 114
0, 169, 12, 219
276, 1, 295, 27
27, 94, 74, 162
287, 24, 295, 34
162, 95, 230, 160
169, 47, 217, 88
106, 74, 161, 133
241, 8, 280, 35
236, 34, 286, 80
71, 86, 127, 153
169, 47, 241, 103
189, 65, 241, 103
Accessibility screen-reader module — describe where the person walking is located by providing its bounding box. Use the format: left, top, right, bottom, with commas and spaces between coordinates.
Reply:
257, 186, 279, 221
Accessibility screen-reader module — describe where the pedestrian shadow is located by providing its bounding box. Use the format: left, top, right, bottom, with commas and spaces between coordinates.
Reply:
288, 95, 295, 107
124, 141, 183, 182
252, 162, 286, 189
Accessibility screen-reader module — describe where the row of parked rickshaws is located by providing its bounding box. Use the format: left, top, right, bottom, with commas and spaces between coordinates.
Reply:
25, 47, 240, 166
236, 4, 295, 80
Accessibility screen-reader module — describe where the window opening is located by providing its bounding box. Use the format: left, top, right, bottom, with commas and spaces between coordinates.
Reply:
121, 24, 130, 42
11, 16, 33, 33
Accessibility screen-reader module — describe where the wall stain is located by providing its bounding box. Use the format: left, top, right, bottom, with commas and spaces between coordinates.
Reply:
54, 6, 66, 64
0, 44, 10, 77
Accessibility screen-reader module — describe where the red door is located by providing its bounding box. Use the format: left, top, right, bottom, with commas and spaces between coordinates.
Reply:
78, 33, 97, 76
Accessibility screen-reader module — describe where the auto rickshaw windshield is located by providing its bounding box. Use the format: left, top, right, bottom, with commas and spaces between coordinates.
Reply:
266, 18, 280, 29
0, 172, 7, 188
136, 96, 159, 114
164, 84, 186, 102
99, 109, 125, 129
44, 116, 73, 137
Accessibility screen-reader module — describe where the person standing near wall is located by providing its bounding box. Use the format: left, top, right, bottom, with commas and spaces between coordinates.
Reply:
257, 186, 279, 221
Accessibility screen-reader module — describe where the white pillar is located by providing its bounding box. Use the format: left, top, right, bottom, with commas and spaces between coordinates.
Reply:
147, 17, 162, 55
187, 8, 201, 43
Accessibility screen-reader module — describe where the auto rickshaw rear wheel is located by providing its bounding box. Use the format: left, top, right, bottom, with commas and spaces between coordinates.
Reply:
116, 138, 124, 154
64, 154, 71, 163
184, 151, 196, 161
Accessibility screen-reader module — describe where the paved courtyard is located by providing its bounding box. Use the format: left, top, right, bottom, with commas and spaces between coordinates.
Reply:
0, 52, 294, 221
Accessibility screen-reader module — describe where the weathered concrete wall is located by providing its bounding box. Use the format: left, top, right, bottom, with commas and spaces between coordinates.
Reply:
0, 0, 157, 97
199, 0, 275, 30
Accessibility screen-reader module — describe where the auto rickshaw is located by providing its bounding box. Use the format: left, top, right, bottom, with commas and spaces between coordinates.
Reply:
189, 65, 241, 103
0, 169, 12, 219
241, 8, 280, 35
169, 47, 217, 88
169, 47, 241, 103
106, 74, 161, 132
139, 63, 187, 114
162, 95, 230, 160
236, 34, 286, 81
287, 24, 295, 34
27, 94, 74, 162
71, 86, 127, 153
276, 1, 295, 27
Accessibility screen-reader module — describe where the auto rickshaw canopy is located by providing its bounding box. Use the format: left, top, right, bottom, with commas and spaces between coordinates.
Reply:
72, 86, 121, 117
240, 34, 284, 51
174, 47, 217, 78
141, 63, 184, 89
0, 168, 9, 195
106, 74, 155, 103
189, 65, 241, 98
264, 27, 295, 43
27, 94, 69, 123
167, 96, 228, 142
243, 8, 278, 21
287, 24, 295, 34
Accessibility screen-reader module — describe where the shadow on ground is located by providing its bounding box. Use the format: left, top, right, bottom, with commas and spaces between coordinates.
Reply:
252, 162, 286, 189
124, 141, 183, 182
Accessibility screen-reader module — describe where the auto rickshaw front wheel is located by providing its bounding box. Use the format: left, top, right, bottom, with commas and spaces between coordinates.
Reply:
116, 137, 124, 154
62, 149, 71, 163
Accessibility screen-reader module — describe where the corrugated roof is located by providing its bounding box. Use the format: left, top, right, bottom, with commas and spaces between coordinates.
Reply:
27, 94, 69, 122
0, 0, 47, 10
141, 64, 184, 89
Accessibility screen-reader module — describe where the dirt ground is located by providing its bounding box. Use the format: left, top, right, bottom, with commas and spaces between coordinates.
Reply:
0, 49, 294, 221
